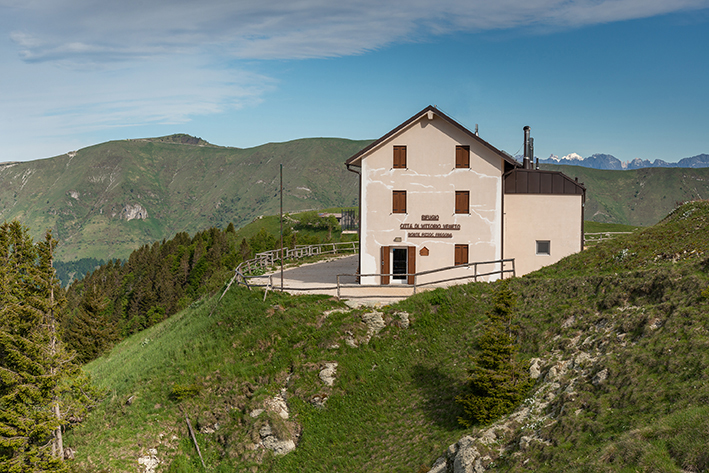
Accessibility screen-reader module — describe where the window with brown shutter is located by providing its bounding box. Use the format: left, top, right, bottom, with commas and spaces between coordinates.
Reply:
393, 190, 407, 214
393, 145, 407, 169
455, 244, 469, 266
456, 145, 470, 168
455, 191, 469, 214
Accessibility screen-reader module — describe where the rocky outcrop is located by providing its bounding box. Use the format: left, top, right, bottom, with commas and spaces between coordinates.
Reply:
424, 323, 617, 473
120, 203, 148, 221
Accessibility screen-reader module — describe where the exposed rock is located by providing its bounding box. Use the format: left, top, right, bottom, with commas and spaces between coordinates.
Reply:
319, 362, 338, 387
592, 367, 609, 386
309, 394, 328, 408
393, 311, 410, 329
362, 310, 386, 343
250, 409, 264, 418
264, 389, 290, 419
259, 422, 296, 456
426, 456, 447, 473
345, 334, 358, 348
451, 437, 487, 473
261, 436, 296, 456
120, 203, 149, 221
137, 449, 159, 473
529, 358, 542, 379
63, 447, 76, 461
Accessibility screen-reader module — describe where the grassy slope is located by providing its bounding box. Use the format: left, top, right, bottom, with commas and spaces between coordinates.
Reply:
543, 164, 709, 226
584, 221, 642, 233
0, 137, 369, 262
65, 201, 709, 472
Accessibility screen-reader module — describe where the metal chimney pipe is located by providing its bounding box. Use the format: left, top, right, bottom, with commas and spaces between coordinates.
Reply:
523, 126, 531, 169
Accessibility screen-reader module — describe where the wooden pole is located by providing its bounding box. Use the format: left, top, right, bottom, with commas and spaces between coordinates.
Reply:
280, 163, 284, 291
180, 406, 206, 469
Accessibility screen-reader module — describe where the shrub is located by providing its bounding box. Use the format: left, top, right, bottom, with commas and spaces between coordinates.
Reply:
170, 383, 201, 401
456, 280, 534, 426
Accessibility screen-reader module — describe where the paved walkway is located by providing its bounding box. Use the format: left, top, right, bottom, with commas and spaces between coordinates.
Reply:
248, 253, 493, 307
251, 255, 416, 307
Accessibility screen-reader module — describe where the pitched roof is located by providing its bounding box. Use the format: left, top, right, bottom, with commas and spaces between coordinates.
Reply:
345, 105, 520, 168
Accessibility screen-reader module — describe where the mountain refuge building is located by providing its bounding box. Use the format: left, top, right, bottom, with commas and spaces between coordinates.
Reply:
345, 105, 586, 285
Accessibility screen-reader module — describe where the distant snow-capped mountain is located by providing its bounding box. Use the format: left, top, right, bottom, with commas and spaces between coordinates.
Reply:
537, 153, 709, 170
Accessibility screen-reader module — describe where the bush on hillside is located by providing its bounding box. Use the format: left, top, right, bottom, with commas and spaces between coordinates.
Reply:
456, 280, 533, 426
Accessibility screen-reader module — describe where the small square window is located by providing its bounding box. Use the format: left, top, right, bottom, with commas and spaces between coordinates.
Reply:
536, 240, 550, 256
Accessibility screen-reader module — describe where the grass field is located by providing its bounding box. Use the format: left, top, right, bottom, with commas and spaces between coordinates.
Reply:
64, 201, 709, 472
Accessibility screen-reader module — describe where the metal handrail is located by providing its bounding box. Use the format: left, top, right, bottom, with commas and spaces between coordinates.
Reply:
335, 258, 515, 299
236, 241, 359, 275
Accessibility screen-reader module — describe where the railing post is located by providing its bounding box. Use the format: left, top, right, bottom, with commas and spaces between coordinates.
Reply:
337, 275, 341, 300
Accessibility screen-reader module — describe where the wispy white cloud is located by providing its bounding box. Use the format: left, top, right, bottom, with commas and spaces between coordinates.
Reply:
1, 0, 708, 161
7, 0, 709, 64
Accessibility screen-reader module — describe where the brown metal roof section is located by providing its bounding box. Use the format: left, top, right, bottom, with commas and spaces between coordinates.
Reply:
504, 168, 586, 195
345, 105, 521, 168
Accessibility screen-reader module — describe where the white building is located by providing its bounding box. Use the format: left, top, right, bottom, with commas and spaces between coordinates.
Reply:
345, 106, 585, 285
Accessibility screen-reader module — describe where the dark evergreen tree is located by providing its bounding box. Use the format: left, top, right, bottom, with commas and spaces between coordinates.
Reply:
456, 280, 534, 426
63, 284, 116, 363
0, 222, 68, 471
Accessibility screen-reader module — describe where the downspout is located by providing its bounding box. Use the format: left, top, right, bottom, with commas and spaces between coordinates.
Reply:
581, 187, 586, 251
346, 163, 362, 277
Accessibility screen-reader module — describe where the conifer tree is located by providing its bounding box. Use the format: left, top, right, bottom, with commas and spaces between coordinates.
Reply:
0, 222, 66, 471
456, 280, 534, 426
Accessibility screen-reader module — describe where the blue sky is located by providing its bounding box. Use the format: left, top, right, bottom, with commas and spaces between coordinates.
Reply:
2, 0, 709, 163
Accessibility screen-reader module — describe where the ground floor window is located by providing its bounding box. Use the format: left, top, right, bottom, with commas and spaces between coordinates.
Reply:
455, 244, 469, 266
536, 240, 551, 255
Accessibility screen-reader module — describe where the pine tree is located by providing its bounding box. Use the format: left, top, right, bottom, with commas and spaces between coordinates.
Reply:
63, 283, 116, 363
456, 280, 534, 426
0, 222, 66, 471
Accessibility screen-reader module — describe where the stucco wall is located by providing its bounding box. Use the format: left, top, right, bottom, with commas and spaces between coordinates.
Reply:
359, 113, 504, 285
503, 193, 583, 276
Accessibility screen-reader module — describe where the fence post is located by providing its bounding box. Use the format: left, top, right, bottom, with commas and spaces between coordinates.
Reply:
336, 275, 341, 300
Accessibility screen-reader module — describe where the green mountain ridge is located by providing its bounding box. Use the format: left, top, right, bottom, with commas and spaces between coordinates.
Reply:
0, 135, 368, 261
63, 201, 709, 472
4, 133, 709, 263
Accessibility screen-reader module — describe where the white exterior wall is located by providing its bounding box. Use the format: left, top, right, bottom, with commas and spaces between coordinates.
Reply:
503, 194, 583, 276
359, 114, 504, 285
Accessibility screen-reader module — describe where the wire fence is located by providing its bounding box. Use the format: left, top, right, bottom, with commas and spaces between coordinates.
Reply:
584, 232, 633, 246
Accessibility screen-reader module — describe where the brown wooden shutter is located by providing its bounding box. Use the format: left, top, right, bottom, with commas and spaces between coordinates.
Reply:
456, 145, 470, 168
393, 190, 407, 213
407, 246, 416, 285
380, 246, 390, 285
393, 146, 407, 169
455, 244, 469, 266
455, 191, 469, 214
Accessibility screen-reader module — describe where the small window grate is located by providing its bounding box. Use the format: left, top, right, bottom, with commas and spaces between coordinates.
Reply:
536, 240, 551, 256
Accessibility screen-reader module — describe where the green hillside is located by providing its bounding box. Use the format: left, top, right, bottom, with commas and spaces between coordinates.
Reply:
62, 201, 709, 472
2, 132, 708, 263
0, 136, 368, 262
542, 163, 709, 226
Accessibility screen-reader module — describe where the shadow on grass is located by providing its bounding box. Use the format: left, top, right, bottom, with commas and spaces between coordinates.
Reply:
411, 364, 467, 431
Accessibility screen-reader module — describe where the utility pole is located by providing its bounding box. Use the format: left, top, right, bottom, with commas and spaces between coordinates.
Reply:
280, 163, 284, 291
